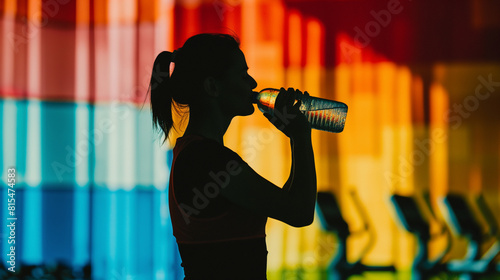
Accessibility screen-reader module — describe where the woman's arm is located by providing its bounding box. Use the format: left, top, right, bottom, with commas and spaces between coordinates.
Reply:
220, 88, 317, 227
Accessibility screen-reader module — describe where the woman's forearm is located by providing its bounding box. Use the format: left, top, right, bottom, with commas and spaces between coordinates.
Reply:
284, 134, 317, 226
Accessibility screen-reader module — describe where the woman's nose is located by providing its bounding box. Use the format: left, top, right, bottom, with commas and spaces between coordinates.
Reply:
249, 75, 257, 89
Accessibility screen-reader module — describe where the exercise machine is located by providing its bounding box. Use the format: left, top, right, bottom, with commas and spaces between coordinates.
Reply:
390, 193, 451, 278
439, 193, 500, 274
316, 191, 396, 279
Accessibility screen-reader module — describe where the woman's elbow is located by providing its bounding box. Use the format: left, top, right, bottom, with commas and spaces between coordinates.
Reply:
288, 213, 314, 228
283, 197, 316, 227
294, 219, 314, 228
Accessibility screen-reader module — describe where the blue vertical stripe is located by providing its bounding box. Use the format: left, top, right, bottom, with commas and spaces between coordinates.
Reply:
41, 186, 75, 262
73, 186, 90, 268
134, 189, 153, 279
22, 187, 43, 264
91, 188, 111, 280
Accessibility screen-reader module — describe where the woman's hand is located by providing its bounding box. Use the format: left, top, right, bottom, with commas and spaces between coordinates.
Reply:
264, 87, 311, 139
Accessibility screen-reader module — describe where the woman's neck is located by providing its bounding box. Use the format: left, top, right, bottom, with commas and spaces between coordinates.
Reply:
183, 103, 232, 145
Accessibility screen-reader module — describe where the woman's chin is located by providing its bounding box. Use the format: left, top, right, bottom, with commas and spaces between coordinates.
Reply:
238, 105, 255, 117
247, 105, 256, 115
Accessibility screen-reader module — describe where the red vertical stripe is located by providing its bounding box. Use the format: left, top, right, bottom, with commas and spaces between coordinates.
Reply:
174, 4, 200, 49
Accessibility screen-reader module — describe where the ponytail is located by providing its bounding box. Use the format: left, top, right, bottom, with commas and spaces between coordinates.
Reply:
150, 51, 174, 144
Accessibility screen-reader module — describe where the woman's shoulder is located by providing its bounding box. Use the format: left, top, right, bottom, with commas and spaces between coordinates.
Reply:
175, 134, 242, 163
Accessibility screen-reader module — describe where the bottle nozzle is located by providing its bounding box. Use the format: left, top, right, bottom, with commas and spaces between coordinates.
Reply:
251, 91, 259, 104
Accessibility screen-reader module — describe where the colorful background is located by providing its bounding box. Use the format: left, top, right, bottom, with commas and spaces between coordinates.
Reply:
1, 0, 500, 279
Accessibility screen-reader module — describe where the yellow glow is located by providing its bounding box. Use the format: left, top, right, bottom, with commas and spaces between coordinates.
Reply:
283, 227, 302, 269
333, 61, 423, 268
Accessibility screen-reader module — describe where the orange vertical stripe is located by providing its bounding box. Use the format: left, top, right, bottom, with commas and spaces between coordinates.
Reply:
305, 18, 323, 68
4, 0, 17, 16
138, 0, 159, 22
94, 0, 108, 25
429, 81, 449, 198
76, 0, 90, 24
27, 0, 40, 23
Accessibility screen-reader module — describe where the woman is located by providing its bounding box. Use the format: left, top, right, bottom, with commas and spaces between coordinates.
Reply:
149, 33, 317, 279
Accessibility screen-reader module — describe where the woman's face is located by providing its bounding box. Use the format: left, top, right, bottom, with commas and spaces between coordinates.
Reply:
216, 50, 258, 118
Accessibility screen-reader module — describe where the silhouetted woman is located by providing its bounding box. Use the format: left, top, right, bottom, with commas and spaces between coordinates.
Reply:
149, 33, 316, 279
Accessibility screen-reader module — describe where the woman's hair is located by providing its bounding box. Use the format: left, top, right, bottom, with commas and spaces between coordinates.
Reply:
149, 33, 241, 144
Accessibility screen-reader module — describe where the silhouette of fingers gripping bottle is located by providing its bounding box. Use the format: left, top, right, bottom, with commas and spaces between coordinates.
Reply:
253, 88, 348, 133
